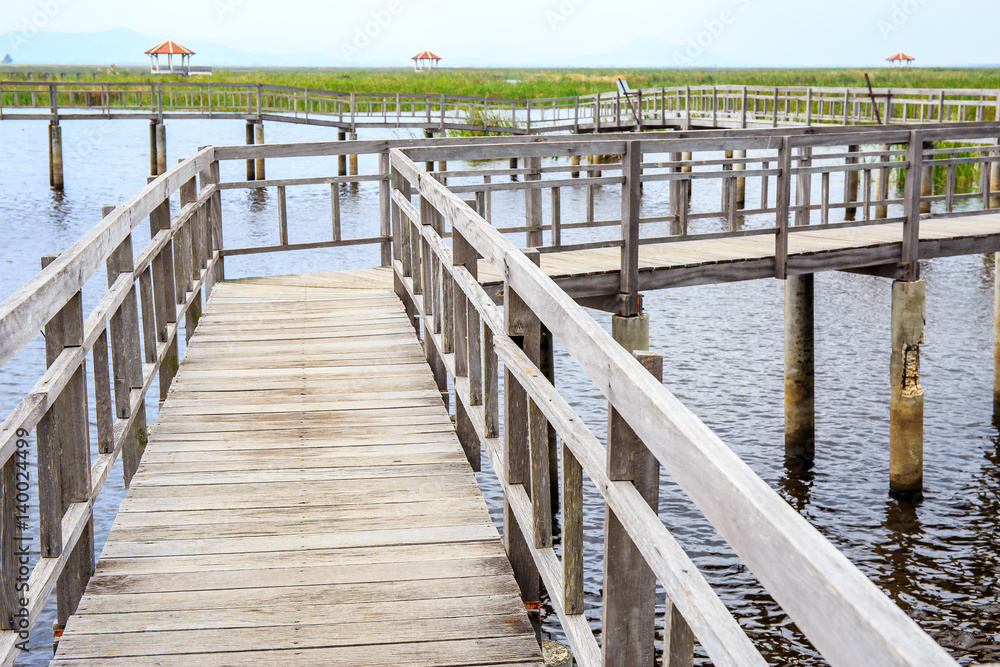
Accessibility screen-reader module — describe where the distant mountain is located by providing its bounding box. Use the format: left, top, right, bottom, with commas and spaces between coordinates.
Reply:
0, 27, 343, 68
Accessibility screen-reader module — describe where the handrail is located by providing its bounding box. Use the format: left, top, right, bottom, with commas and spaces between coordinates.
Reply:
2, 82, 999, 132
386, 138, 962, 665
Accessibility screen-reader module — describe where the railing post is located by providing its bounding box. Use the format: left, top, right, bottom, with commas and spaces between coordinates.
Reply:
379, 152, 392, 267
147, 176, 179, 401
504, 251, 542, 630
902, 132, 924, 278
525, 156, 543, 247
199, 159, 224, 284
453, 224, 480, 472
775, 137, 793, 279
419, 192, 448, 406
177, 175, 199, 343
619, 141, 641, 317
603, 348, 664, 667
104, 206, 148, 486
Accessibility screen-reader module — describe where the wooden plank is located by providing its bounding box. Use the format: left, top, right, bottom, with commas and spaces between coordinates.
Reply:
53, 272, 542, 666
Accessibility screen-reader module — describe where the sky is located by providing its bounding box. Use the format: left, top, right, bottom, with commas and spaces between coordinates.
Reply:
0, 0, 996, 67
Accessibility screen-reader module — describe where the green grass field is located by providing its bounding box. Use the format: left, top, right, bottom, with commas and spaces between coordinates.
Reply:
3, 66, 1000, 98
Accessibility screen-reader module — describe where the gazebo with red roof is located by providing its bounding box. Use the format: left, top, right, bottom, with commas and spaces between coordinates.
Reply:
145, 40, 197, 75
412, 50, 441, 72
886, 52, 916, 67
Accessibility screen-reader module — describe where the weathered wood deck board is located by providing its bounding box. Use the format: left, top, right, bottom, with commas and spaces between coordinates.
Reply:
480, 215, 1000, 296
52, 268, 542, 666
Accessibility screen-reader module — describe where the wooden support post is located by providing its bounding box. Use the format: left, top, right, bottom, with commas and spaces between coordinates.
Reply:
199, 160, 224, 284
104, 208, 147, 486
338, 131, 348, 176
734, 148, 747, 207
874, 144, 889, 219
509, 157, 519, 182
682, 151, 693, 197
668, 152, 684, 235
992, 144, 1000, 209
844, 145, 860, 221
277, 185, 288, 246
525, 156, 543, 247
349, 132, 358, 177
379, 152, 391, 267
150, 121, 160, 177
603, 340, 663, 667
245, 121, 256, 181
551, 187, 561, 247
0, 437, 17, 633
254, 121, 265, 180
155, 122, 167, 176
890, 279, 925, 496
785, 274, 815, 469
425, 129, 435, 173
504, 252, 541, 621
571, 154, 580, 178
147, 176, 178, 401
795, 147, 812, 227
721, 149, 733, 211
920, 141, 934, 214
176, 183, 201, 343
619, 141, 641, 317
48, 123, 63, 189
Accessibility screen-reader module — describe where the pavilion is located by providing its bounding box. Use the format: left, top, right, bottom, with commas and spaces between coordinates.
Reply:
886, 52, 916, 67
145, 40, 208, 75
411, 50, 441, 72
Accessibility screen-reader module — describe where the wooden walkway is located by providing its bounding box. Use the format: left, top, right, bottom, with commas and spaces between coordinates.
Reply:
480, 215, 1000, 299
50, 268, 542, 666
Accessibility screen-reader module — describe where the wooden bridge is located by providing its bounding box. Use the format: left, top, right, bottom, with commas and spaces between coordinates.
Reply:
4, 117, 1000, 666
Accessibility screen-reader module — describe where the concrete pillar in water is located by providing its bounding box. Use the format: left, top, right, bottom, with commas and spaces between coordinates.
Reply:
155, 123, 167, 176
785, 274, 815, 468
150, 121, 160, 177
244, 121, 256, 181
48, 123, 64, 189
889, 279, 925, 496
611, 313, 649, 353
348, 132, 358, 176
570, 154, 580, 178
920, 141, 934, 214
254, 122, 266, 180
874, 143, 889, 219
734, 148, 747, 207
338, 131, 347, 176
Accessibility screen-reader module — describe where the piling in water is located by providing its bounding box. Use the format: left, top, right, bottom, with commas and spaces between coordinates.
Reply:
155, 123, 167, 176
349, 132, 358, 176
890, 279, 925, 496
245, 121, 256, 181
785, 274, 815, 469
48, 123, 63, 189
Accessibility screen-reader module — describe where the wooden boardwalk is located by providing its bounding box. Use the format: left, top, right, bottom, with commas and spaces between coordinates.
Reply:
480, 215, 1000, 299
50, 268, 542, 666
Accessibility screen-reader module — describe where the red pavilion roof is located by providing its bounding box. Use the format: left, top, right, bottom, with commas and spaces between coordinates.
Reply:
886, 52, 915, 61
145, 40, 195, 56
411, 50, 441, 61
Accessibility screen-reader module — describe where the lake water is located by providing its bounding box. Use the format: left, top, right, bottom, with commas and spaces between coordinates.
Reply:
1, 118, 998, 665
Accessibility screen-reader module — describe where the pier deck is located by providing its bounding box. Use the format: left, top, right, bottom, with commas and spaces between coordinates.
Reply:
50, 268, 542, 666
479, 215, 1000, 300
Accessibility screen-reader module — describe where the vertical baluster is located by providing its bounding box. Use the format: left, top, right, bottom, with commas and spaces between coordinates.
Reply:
821, 172, 831, 225
562, 440, 583, 615
178, 175, 199, 343
105, 209, 148, 486
379, 152, 392, 267
92, 330, 114, 455
147, 176, 178, 400
484, 327, 499, 439
551, 187, 561, 247
453, 225, 479, 471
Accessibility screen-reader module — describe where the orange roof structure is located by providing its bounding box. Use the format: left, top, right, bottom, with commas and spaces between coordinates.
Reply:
886, 52, 915, 62
411, 50, 441, 61
145, 40, 195, 56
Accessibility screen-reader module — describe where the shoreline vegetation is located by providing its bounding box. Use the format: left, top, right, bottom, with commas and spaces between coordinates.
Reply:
1, 66, 999, 98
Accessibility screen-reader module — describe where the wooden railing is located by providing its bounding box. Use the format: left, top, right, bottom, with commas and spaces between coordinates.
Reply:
0, 149, 221, 664
2, 81, 999, 132
3, 121, 998, 665
386, 140, 962, 666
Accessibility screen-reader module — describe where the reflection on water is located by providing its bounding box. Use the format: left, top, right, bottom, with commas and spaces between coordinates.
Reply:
2, 120, 1000, 665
